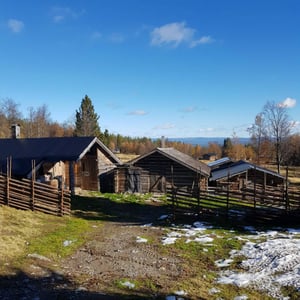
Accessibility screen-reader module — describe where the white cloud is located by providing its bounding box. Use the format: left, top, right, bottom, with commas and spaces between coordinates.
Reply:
7, 19, 24, 33
127, 110, 147, 116
151, 22, 194, 47
190, 36, 215, 47
279, 97, 296, 108
150, 22, 214, 48
51, 7, 84, 23
198, 127, 215, 133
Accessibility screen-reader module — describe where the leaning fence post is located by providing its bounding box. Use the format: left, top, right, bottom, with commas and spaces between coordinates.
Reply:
60, 184, 64, 216
197, 168, 201, 216
226, 169, 230, 212
285, 166, 289, 213
31, 160, 35, 211
6, 157, 11, 206
253, 165, 257, 210
171, 165, 176, 220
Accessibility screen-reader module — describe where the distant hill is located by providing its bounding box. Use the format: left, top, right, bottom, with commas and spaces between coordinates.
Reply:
167, 137, 250, 147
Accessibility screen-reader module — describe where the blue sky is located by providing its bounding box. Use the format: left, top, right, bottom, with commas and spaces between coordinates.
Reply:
1, 0, 300, 139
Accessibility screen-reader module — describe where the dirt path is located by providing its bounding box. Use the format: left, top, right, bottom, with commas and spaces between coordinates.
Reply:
0, 199, 192, 300
62, 220, 186, 295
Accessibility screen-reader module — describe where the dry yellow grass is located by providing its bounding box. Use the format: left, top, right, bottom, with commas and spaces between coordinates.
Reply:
0, 205, 57, 263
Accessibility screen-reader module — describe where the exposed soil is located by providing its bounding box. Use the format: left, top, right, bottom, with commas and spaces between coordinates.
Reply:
0, 197, 193, 300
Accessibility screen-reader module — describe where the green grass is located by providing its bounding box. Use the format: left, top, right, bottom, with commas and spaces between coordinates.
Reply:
1, 192, 296, 299
26, 216, 90, 260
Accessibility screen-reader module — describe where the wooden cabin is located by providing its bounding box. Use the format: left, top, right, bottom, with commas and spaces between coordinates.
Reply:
209, 159, 285, 190
102, 147, 211, 193
0, 136, 122, 193
202, 153, 218, 161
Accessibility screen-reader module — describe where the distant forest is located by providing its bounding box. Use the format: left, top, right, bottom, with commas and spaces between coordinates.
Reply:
2, 97, 300, 167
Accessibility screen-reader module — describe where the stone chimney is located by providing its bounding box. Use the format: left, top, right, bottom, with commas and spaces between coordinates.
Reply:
11, 124, 21, 139
161, 136, 165, 148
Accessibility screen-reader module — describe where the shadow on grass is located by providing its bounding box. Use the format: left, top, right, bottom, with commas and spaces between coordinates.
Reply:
172, 205, 300, 232
71, 194, 171, 226
71, 193, 300, 232
0, 269, 178, 300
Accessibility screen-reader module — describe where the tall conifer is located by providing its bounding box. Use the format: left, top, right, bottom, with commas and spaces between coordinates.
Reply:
74, 95, 101, 137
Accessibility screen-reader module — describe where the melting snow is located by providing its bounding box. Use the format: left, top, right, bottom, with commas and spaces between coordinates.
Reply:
120, 281, 135, 289
217, 229, 300, 299
161, 221, 214, 245
145, 217, 300, 299
136, 236, 148, 243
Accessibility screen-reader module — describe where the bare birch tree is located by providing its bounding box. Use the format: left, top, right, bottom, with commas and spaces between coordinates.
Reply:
262, 101, 294, 173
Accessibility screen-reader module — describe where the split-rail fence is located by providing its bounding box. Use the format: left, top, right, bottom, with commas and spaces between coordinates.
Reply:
0, 174, 71, 216
167, 183, 300, 220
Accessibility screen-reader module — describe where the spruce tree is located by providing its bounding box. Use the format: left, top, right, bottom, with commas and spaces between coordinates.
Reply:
74, 95, 101, 137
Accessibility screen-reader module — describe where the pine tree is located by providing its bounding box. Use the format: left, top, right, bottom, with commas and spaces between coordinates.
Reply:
74, 95, 101, 137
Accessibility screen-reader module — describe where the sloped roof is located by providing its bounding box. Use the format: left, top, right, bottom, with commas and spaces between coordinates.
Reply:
207, 157, 232, 168
0, 136, 122, 176
129, 147, 211, 176
210, 160, 284, 181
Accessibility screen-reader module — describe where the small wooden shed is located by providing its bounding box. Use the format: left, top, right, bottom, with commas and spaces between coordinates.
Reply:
104, 147, 211, 193
209, 160, 285, 190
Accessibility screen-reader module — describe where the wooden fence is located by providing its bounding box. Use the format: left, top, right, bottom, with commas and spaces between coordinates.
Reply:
0, 174, 71, 216
167, 183, 300, 219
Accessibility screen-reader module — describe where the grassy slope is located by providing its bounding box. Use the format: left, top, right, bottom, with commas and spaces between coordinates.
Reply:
0, 193, 292, 299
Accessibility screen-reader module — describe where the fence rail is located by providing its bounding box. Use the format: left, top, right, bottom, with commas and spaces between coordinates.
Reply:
167, 183, 300, 219
0, 174, 71, 216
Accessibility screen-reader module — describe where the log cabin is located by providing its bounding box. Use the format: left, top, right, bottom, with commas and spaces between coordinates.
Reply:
101, 147, 211, 193
0, 126, 121, 193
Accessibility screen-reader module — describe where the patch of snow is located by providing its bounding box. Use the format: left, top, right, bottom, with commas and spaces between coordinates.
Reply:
136, 236, 148, 243
157, 219, 300, 299
215, 258, 234, 268
194, 236, 214, 243
234, 295, 248, 300
217, 230, 300, 299
63, 240, 73, 247
193, 221, 212, 230
209, 287, 220, 294
121, 281, 135, 289
27, 253, 51, 261
174, 290, 187, 296
161, 221, 214, 245
162, 237, 178, 245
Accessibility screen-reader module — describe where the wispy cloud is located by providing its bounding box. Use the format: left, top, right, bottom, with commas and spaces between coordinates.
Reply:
181, 106, 198, 113
153, 123, 176, 130
279, 97, 296, 108
91, 31, 102, 40
7, 19, 24, 33
109, 33, 125, 43
150, 22, 214, 48
127, 110, 148, 116
190, 36, 215, 47
106, 101, 121, 110
198, 127, 215, 133
50, 6, 85, 23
